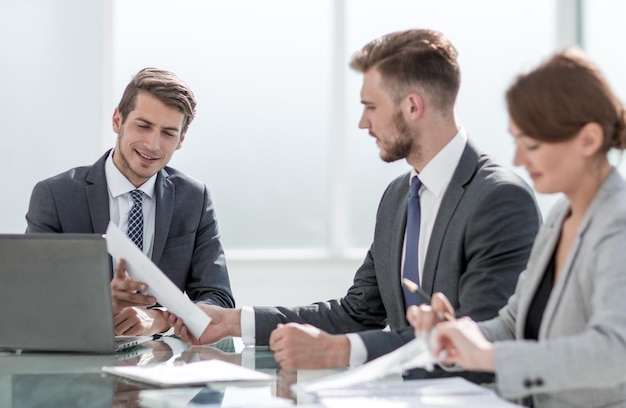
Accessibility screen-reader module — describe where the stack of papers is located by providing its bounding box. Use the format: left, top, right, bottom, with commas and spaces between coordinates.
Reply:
102, 360, 272, 387
312, 377, 487, 399
295, 337, 435, 394
294, 338, 521, 407
312, 378, 522, 408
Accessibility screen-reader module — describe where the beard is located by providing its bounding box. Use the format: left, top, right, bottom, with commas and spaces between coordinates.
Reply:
114, 127, 151, 184
116, 129, 136, 177
379, 109, 417, 163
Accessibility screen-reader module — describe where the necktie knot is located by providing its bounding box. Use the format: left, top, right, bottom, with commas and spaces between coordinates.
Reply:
409, 176, 422, 198
130, 189, 143, 206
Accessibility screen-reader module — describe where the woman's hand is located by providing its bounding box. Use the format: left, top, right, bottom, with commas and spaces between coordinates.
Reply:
431, 317, 496, 373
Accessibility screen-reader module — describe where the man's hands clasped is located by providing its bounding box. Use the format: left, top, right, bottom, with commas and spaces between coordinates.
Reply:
110, 259, 170, 336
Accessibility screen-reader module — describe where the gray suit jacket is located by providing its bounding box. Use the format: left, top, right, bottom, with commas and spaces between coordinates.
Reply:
25, 150, 234, 308
254, 142, 541, 357
480, 170, 626, 408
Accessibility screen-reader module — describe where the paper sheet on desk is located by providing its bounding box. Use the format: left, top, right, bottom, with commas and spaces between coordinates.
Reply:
313, 377, 490, 397
102, 359, 272, 387
297, 337, 436, 394
316, 378, 521, 407
105, 222, 211, 338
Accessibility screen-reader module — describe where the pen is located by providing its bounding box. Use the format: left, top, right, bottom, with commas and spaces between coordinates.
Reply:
402, 278, 456, 322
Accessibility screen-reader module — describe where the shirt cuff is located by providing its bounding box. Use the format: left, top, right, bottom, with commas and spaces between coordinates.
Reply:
240, 346, 256, 369
240, 306, 256, 346
146, 306, 171, 334
346, 333, 367, 367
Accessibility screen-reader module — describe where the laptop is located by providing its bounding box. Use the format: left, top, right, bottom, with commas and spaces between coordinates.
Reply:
0, 233, 153, 353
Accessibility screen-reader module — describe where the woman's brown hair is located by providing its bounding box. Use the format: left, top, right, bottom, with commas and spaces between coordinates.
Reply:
506, 48, 626, 152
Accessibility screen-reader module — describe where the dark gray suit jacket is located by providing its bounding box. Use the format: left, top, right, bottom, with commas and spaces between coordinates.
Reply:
25, 149, 235, 308
254, 141, 541, 361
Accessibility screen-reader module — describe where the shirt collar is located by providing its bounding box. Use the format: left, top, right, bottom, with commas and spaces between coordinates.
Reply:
105, 149, 157, 199
410, 127, 468, 197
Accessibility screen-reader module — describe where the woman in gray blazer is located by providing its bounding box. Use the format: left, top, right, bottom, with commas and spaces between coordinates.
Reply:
408, 48, 626, 408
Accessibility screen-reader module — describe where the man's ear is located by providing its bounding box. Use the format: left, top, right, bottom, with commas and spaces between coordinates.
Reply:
176, 132, 186, 150
578, 122, 604, 157
404, 92, 425, 121
112, 108, 122, 133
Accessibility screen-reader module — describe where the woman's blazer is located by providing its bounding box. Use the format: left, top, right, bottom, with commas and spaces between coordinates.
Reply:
479, 170, 626, 408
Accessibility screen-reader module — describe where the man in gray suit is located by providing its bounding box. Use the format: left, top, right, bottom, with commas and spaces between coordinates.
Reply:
26, 68, 234, 336
169, 29, 540, 376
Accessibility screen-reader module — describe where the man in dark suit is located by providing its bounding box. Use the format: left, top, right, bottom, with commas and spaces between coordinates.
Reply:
26, 68, 234, 336
168, 29, 541, 375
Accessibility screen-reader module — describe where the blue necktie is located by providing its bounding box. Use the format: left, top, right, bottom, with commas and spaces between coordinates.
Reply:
127, 189, 144, 251
402, 176, 422, 309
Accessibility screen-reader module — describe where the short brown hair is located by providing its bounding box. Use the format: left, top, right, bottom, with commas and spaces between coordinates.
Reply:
507, 48, 626, 152
349, 29, 460, 113
117, 68, 197, 134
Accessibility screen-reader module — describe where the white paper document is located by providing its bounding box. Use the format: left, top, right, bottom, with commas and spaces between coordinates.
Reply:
102, 359, 272, 387
105, 222, 211, 338
312, 378, 521, 408
296, 337, 436, 394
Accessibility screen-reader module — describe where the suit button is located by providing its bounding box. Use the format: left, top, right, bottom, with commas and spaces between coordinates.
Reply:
535, 378, 544, 387
523, 379, 533, 388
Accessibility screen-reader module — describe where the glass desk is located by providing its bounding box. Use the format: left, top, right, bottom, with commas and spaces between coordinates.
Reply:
0, 337, 357, 407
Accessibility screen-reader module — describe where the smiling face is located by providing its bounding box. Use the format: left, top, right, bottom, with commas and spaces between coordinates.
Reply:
358, 68, 416, 163
112, 91, 185, 187
510, 118, 583, 195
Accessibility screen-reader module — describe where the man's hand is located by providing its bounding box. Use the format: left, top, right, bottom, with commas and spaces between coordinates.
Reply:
166, 304, 242, 345
111, 259, 157, 313
114, 307, 170, 336
269, 323, 350, 369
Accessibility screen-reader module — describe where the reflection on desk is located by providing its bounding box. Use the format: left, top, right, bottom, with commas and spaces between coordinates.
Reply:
11, 373, 116, 408
0, 336, 515, 407
0, 337, 300, 407
140, 385, 293, 408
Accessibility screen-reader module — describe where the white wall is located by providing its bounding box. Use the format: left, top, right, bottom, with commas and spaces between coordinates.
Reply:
0, 0, 107, 233
2, 0, 599, 308
228, 258, 362, 307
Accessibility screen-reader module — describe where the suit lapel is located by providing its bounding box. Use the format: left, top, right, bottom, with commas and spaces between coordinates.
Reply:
152, 168, 174, 265
536, 218, 577, 338
421, 142, 478, 294
392, 174, 411, 321
537, 172, 619, 337
85, 151, 112, 234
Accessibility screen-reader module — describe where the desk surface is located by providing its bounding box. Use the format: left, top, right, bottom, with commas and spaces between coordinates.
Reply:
0, 337, 518, 408
0, 336, 355, 407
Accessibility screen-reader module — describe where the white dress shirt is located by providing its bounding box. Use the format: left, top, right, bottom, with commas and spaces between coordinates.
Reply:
241, 129, 469, 364
105, 150, 157, 259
